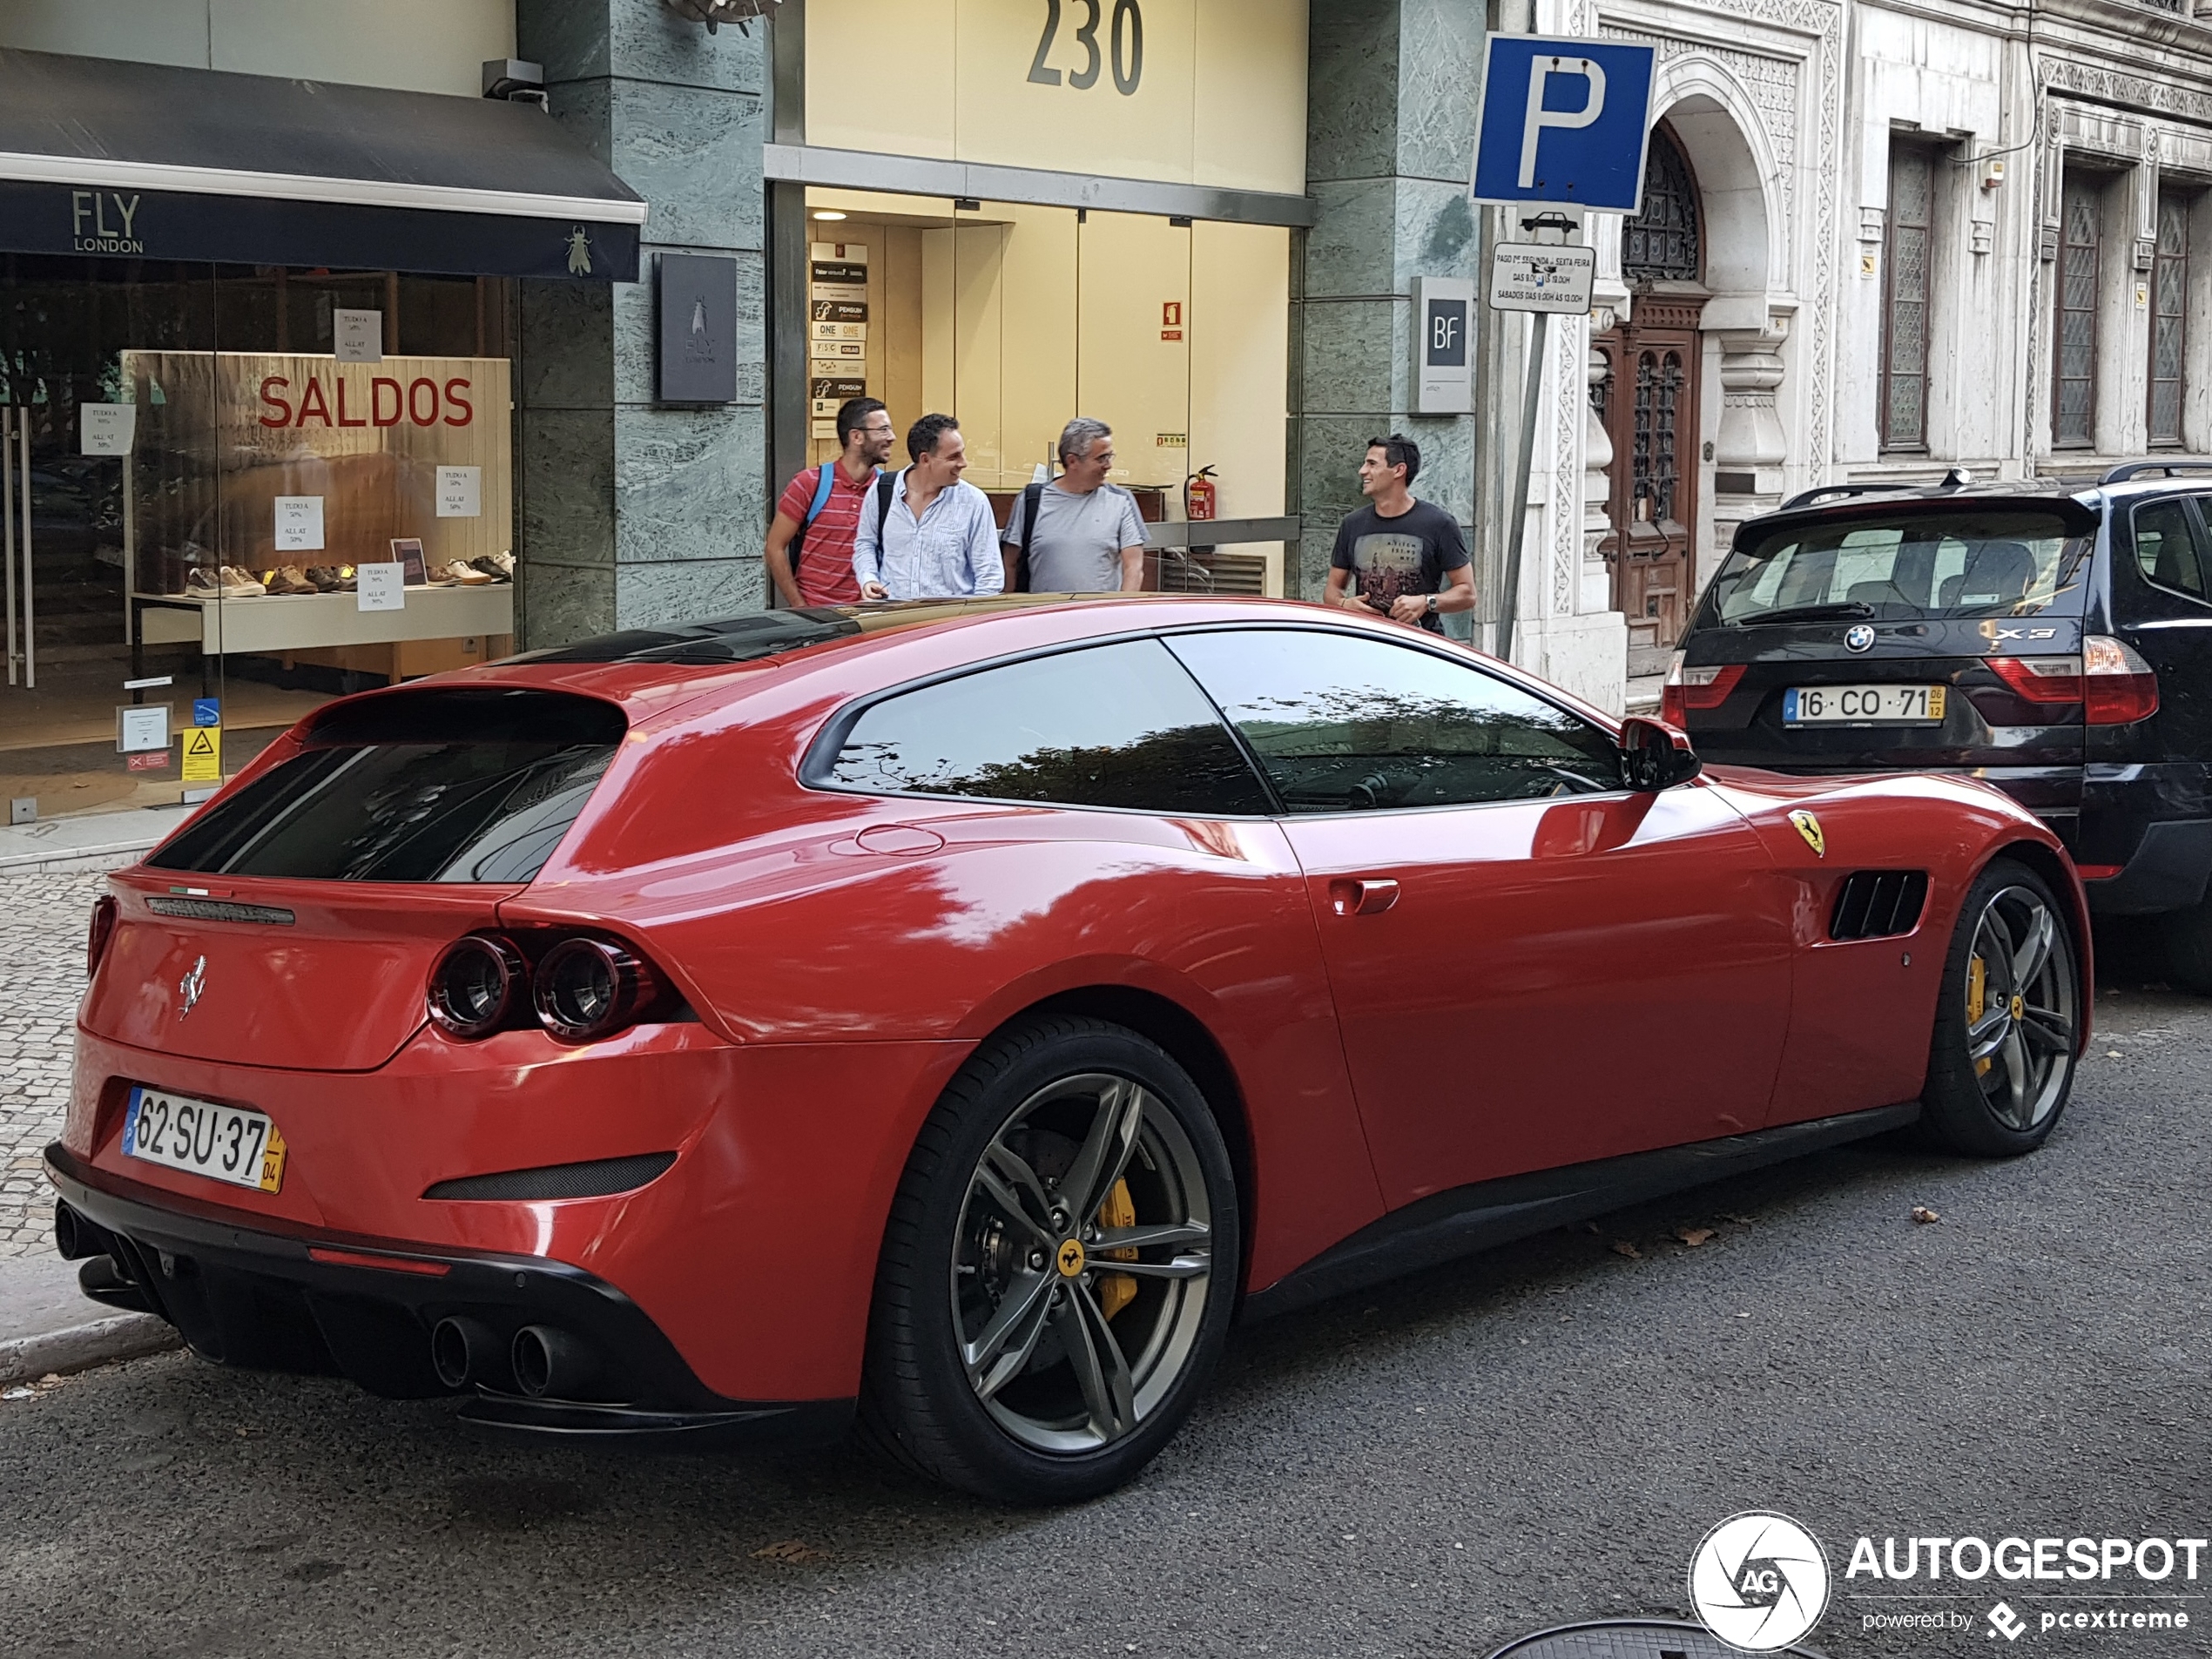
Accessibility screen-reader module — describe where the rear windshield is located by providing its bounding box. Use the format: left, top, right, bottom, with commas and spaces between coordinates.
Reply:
1710, 509, 2093, 625
147, 690, 624, 883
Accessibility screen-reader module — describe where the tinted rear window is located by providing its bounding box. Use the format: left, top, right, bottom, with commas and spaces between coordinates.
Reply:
1710, 509, 2092, 624
148, 690, 624, 883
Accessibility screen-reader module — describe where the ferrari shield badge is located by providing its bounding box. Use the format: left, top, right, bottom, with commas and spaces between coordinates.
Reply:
1788, 810, 1826, 859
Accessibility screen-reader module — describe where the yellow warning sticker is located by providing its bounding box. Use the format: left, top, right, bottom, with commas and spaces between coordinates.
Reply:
180, 724, 222, 785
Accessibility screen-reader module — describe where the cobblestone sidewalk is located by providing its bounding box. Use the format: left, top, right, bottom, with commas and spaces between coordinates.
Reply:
1, 872, 105, 1258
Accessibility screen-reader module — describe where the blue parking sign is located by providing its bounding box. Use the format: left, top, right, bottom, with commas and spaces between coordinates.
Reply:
1471, 36, 1658, 212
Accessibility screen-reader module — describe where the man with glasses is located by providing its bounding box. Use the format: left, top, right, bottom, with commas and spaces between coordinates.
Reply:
765, 396, 896, 608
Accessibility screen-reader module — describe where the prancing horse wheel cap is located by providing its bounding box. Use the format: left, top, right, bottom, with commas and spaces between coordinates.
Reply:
1486, 1621, 1828, 1659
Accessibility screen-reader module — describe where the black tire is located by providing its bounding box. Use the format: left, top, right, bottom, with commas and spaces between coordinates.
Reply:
858, 1015, 1240, 1505
1920, 857, 2082, 1157
2160, 893, 2212, 995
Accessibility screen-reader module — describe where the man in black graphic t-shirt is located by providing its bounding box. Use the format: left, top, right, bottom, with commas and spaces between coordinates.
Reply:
1325, 434, 1474, 633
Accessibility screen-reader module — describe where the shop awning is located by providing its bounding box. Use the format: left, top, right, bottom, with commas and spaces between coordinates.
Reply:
0, 48, 646, 280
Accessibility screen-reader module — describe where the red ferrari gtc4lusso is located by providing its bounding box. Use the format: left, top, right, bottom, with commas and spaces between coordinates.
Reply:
50, 597, 2089, 1503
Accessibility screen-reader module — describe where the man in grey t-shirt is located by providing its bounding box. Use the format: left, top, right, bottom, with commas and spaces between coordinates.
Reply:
1002, 417, 1150, 593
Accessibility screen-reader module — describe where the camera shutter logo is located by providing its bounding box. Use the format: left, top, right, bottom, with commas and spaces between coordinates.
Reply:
1688, 1512, 1831, 1651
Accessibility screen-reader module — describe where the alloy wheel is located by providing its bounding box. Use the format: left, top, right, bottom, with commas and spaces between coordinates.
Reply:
1964, 884, 2075, 1131
950, 1073, 1214, 1454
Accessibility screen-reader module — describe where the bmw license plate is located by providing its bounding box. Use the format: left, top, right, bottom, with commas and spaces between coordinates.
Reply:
123, 1086, 287, 1194
1784, 684, 1946, 725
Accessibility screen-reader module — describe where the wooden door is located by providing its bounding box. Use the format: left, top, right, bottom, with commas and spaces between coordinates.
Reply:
1595, 299, 1704, 659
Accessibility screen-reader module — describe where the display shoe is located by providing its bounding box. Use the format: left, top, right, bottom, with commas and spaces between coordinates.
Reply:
488, 551, 515, 580
304, 565, 343, 592
266, 567, 318, 596
334, 565, 357, 592
218, 566, 266, 597
436, 560, 493, 587
425, 562, 459, 587
185, 567, 222, 598
467, 556, 511, 583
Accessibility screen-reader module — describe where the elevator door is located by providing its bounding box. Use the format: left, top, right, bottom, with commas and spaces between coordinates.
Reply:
1596, 301, 1703, 664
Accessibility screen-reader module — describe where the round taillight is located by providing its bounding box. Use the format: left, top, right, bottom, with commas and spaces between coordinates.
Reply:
428, 934, 526, 1039
532, 937, 652, 1043
86, 895, 118, 979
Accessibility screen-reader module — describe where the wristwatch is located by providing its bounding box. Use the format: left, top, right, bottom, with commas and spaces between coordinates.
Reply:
1425, 592, 1439, 616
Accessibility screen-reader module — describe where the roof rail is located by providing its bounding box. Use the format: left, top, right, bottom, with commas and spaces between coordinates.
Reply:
2100, 460, 2212, 483
1777, 482, 1904, 512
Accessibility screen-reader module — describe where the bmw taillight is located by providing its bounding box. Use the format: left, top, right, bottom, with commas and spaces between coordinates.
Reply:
86, 895, 118, 979
1986, 654, 2084, 705
1660, 653, 1745, 725
427, 934, 528, 1039
2082, 635, 2159, 725
533, 937, 659, 1044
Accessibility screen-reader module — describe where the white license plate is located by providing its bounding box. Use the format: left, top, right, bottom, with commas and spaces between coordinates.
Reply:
123, 1086, 287, 1193
1784, 684, 1947, 725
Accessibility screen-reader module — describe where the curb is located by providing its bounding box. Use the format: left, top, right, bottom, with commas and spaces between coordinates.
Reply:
0, 1308, 180, 1385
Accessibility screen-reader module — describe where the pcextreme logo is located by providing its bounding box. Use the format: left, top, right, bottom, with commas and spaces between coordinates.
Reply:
1689, 1512, 1831, 1651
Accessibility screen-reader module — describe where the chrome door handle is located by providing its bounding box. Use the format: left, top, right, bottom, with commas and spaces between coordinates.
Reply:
1328, 877, 1400, 917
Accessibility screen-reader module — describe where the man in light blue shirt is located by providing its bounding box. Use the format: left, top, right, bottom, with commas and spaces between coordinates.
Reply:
853, 413, 1005, 600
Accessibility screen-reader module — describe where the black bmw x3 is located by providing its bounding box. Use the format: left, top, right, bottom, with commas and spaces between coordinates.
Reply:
1666, 463, 2212, 988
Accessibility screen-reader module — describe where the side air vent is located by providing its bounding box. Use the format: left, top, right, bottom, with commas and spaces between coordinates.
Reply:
423, 1151, 677, 1202
1831, 871, 1930, 941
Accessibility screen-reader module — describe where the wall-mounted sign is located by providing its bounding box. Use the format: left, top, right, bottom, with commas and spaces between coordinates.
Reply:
334, 309, 383, 363
1485, 243, 1595, 314
658, 252, 738, 404
180, 725, 222, 785
1412, 276, 1475, 412
273, 495, 325, 552
80, 403, 137, 455
811, 299, 869, 323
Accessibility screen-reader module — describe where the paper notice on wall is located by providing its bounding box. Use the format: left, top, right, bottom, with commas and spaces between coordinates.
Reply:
80, 403, 137, 455
116, 703, 169, 754
180, 725, 222, 785
436, 466, 482, 518
356, 561, 405, 611
334, 309, 383, 363
273, 496, 325, 551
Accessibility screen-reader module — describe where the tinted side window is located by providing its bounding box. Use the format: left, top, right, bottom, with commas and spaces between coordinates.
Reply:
2135, 499, 2211, 601
823, 638, 1271, 815
1167, 630, 1620, 813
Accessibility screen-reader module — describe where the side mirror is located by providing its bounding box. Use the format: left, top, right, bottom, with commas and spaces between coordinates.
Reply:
1619, 716, 1703, 792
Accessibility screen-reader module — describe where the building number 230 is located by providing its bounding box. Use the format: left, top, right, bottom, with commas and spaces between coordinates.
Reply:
1028, 0, 1143, 96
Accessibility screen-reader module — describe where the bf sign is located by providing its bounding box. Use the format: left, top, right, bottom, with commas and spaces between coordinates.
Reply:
1471, 36, 1658, 212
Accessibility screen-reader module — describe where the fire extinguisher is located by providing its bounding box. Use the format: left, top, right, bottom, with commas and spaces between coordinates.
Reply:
1184, 465, 1217, 522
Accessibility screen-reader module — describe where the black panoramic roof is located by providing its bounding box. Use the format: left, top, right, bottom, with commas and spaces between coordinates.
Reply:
514, 611, 867, 667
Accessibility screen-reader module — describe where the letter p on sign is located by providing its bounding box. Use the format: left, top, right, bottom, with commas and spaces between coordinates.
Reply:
1520, 57, 1606, 187
1471, 36, 1656, 212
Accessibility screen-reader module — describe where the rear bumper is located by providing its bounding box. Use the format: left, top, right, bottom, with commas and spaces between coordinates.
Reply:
2081, 818, 2212, 916
46, 1144, 852, 1444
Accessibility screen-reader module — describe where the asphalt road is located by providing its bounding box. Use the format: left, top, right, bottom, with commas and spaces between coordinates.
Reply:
3, 959, 2208, 1659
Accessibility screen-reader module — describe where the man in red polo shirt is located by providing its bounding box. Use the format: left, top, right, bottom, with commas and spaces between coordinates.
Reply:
765, 397, 895, 607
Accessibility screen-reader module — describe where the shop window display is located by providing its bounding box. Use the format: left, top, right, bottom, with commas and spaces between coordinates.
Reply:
0, 259, 514, 825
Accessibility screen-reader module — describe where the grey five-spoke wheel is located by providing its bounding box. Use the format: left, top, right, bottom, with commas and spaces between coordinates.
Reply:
953, 1073, 1214, 1453
861, 1015, 1240, 1504
1923, 857, 2080, 1157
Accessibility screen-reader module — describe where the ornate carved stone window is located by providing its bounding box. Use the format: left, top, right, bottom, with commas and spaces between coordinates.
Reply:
2054, 173, 2102, 450
2149, 192, 2189, 448
1623, 128, 1703, 287
1881, 143, 1936, 452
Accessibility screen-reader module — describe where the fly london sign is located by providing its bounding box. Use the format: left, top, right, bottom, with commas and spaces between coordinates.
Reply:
0, 180, 641, 281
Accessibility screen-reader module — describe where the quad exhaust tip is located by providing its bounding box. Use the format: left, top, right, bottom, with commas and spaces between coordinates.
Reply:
430, 1316, 501, 1392
509, 1325, 602, 1399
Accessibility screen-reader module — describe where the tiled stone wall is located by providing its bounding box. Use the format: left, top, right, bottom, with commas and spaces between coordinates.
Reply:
1293, 0, 1487, 610
516, 0, 769, 644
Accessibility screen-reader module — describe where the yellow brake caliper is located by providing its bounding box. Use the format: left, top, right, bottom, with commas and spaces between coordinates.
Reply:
1967, 954, 1991, 1076
1097, 1178, 1139, 1318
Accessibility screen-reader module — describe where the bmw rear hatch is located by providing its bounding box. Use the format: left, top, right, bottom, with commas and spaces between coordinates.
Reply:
1668, 495, 2103, 827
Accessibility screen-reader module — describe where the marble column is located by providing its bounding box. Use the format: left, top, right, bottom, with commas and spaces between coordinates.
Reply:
1292, 0, 1486, 618
1582, 346, 1615, 615
514, 0, 767, 646
1711, 315, 1791, 566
